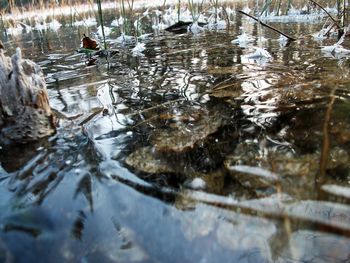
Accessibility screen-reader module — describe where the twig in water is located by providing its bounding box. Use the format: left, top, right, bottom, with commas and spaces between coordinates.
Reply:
317, 88, 336, 188
238, 10, 297, 41
222, 6, 230, 31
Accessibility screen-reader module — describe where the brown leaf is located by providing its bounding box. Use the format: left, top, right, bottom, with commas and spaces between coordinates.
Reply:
82, 34, 99, 50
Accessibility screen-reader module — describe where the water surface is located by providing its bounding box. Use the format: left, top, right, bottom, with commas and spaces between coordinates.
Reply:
1, 2, 350, 262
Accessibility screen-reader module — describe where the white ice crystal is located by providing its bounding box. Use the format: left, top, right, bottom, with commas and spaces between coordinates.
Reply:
232, 32, 255, 46
132, 42, 146, 56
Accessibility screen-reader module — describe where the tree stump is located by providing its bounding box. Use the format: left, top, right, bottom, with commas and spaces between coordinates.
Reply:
0, 45, 55, 143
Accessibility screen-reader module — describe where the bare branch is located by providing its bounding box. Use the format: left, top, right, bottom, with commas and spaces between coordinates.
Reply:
238, 10, 297, 41
309, 0, 340, 28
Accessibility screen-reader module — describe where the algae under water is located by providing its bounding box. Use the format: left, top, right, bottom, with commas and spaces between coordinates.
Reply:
1, 1, 350, 262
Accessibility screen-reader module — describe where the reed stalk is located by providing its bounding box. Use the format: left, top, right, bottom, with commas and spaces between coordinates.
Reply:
0, 12, 6, 38
339, 0, 346, 30
188, 0, 196, 21
257, 14, 263, 48
257, 0, 272, 46
286, 0, 292, 15
127, 0, 134, 11
212, 0, 219, 23
8, 0, 15, 13
336, 0, 346, 38
274, 0, 282, 16
69, 0, 74, 27
120, 0, 134, 37
261, 0, 272, 17
135, 15, 140, 40
337, 0, 341, 19
121, 0, 127, 34
188, 0, 206, 23
96, 0, 107, 49
0, 12, 3, 29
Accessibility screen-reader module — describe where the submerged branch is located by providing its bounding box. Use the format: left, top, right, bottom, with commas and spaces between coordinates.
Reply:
238, 10, 297, 41
317, 89, 336, 186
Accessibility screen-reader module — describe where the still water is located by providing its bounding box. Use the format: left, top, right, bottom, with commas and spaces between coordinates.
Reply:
1, 1, 350, 262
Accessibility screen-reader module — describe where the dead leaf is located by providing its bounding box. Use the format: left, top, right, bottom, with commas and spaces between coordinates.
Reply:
82, 34, 99, 50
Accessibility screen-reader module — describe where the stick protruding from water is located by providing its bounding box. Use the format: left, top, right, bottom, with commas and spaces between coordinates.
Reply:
239, 10, 297, 42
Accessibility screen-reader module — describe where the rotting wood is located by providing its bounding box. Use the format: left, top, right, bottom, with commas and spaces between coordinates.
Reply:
0, 46, 56, 143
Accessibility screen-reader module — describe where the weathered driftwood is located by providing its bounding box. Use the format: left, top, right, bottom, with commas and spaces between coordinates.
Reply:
0, 45, 55, 143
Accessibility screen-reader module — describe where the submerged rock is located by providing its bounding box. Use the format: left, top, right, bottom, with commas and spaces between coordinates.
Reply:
224, 141, 350, 197
152, 109, 224, 153
125, 146, 175, 174
273, 147, 349, 177
277, 230, 350, 263
125, 144, 228, 193
125, 146, 226, 193
0, 47, 55, 143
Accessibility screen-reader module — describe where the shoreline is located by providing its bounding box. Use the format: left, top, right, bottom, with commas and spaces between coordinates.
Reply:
2, 0, 245, 22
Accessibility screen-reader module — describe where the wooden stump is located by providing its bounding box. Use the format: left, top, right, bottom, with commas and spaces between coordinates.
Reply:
0, 45, 55, 143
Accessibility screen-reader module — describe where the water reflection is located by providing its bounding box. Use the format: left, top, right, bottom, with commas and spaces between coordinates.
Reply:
1, 2, 350, 262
